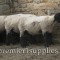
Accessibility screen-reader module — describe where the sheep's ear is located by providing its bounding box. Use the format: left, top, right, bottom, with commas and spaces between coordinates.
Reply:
54, 13, 60, 22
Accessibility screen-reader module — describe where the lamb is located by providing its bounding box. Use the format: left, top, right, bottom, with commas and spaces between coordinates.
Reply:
5, 14, 36, 45
19, 13, 60, 47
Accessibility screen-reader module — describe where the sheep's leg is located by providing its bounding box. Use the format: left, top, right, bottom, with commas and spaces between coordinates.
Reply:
0, 31, 6, 45
6, 30, 11, 45
47, 33, 54, 45
20, 31, 29, 48
20, 31, 26, 47
43, 32, 53, 47
11, 31, 20, 45
6, 29, 14, 45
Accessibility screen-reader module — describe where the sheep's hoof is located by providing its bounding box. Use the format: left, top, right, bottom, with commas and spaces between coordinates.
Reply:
6, 43, 10, 46
21, 45, 27, 48
21, 43, 29, 48
44, 43, 50, 47
51, 42, 55, 45
0, 44, 3, 46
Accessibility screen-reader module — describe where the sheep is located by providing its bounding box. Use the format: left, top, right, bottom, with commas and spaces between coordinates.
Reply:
5, 14, 36, 45
38, 13, 60, 47
19, 13, 60, 47
18, 16, 42, 47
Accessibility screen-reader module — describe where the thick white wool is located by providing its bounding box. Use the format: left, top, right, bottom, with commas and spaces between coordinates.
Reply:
5, 13, 55, 37
38, 15, 55, 34
19, 15, 55, 37
5, 14, 35, 34
5, 14, 20, 33
0, 15, 6, 32
18, 16, 40, 35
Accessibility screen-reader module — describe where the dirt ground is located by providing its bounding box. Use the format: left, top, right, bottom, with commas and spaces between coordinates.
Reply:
0, 44, 60, 60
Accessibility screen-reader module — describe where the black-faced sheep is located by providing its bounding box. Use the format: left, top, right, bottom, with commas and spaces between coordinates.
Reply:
19, 13, 60, 47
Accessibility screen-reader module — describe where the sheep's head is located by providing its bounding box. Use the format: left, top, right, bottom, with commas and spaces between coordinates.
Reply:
54, 13, 60, 23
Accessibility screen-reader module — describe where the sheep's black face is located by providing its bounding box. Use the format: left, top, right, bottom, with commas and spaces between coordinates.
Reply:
54, 13, 60, 23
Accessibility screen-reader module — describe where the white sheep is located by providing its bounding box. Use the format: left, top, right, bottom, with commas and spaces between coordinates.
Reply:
19, 13, 60, 47
5, 14, 36, 45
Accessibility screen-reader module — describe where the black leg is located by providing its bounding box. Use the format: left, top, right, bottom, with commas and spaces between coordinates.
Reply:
29, 35, 35, 44
6, 33, 11, 45
43, 32, 53, 47
10, 30, 20, 45
0, 31, 6, 45
6, 29, 20, 45
34, 34, 44, 44
6, 29, 14, 45
20, 31, 29, 48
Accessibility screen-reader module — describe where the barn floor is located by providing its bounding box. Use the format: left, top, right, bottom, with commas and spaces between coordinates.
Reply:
0, 44, 60, 60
